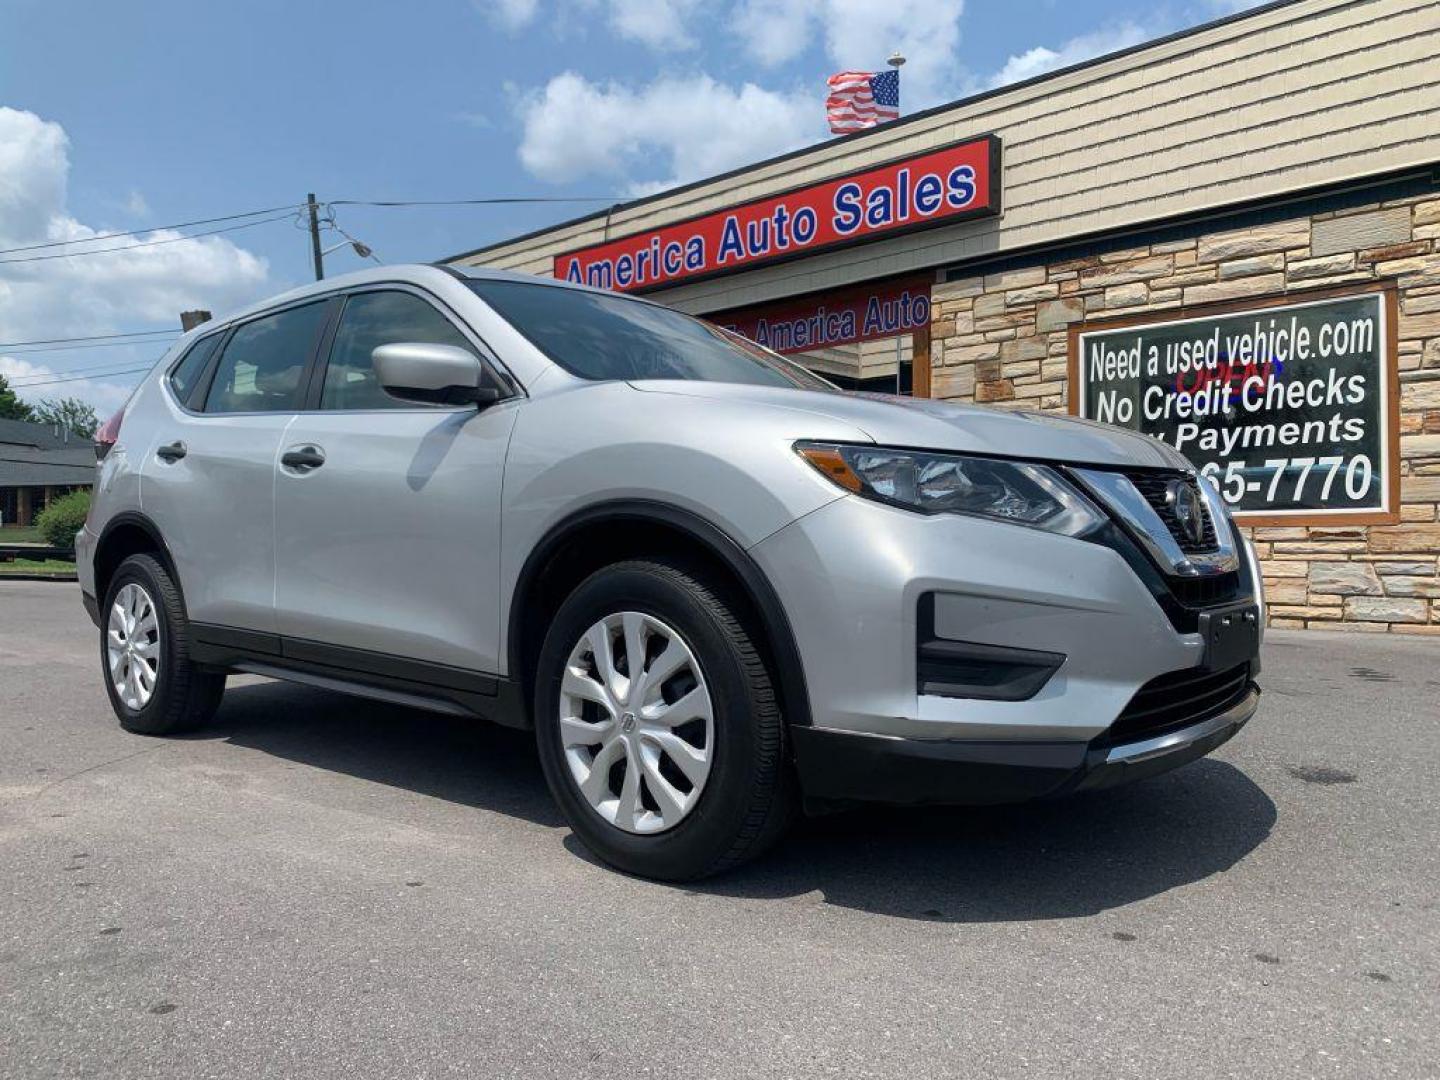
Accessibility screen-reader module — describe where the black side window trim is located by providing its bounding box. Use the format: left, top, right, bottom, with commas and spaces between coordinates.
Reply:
166, 278, 522, 417
302, 283, 515, 412
165, 331, 226, 410
195, 296, 341, 415
183, 327, 234, 411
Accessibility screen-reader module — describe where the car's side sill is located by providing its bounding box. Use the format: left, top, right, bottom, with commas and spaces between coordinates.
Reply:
190, 623, 528, 729
231, 659, 477, 718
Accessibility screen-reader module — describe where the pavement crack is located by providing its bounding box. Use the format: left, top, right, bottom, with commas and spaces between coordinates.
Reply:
24, 742, 173, 803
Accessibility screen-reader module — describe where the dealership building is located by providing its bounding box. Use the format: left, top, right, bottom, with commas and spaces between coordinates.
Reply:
450, 0, 1440, 633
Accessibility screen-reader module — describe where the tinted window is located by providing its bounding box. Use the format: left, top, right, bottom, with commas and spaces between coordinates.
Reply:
168, 333, 223, 406
203, 301, 330, 414
467, 280, 832, 390
322, 291, 475, 409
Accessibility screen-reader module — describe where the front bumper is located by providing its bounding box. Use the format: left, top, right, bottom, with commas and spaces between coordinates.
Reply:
793, 683, 1259, 805
747, 491, 1263, 802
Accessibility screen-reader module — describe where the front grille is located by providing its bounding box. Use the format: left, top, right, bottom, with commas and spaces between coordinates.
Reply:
1124, 470, 1218, 554
1169, 571, 1242, 608
1098, 663, 1252, 747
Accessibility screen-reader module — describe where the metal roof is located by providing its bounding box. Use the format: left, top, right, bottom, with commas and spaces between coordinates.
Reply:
0, 421, 95, 487
0, 418, 87, 452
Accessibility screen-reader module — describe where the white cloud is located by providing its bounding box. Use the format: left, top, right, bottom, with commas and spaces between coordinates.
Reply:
479, 0, 541, 30
0, 106, 271, 413
604, 0, 704, 50
516, 71, 817, 192
478, 0, 703, 48
986, 23, 1150, 88
123, 190, 149, 217
733, 0, 966, 108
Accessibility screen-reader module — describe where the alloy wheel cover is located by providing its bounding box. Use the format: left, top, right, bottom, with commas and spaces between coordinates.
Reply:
558, 611, 715, 834
107, 582, 160, 711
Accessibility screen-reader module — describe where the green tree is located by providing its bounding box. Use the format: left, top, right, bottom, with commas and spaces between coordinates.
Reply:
32, 396, 100, 439
0, 372, 35, 421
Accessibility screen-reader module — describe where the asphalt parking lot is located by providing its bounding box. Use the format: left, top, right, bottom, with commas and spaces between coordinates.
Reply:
0, 580, 1436, 1079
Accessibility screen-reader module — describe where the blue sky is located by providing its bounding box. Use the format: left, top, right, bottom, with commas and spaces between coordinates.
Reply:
0, 0, 1260, 412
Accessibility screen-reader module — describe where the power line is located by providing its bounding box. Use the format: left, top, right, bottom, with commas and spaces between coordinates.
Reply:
0, 328, 179, 349
0, 203, 305, 258
330, 196, 622, 207
0, 212, 297, 266
0, 196, 623, 268
2, 337, 178, 357
5, 364, 155, 389
6, 358, 160, 384
5, 353, 171, 382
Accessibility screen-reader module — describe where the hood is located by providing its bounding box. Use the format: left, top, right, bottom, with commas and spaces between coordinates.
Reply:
628, 381, 1190, 470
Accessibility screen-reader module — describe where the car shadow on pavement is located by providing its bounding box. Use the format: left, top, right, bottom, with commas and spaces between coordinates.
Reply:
202, 680, 566, 828
679, 759, 1277, 922
207, 680, 1276, 923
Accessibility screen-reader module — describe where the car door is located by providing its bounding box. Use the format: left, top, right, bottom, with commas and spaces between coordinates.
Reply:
140, 298, 335, 635
272, 285, 519, 675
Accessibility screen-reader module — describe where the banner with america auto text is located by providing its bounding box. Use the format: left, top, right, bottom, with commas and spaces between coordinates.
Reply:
711, 277, 931, 356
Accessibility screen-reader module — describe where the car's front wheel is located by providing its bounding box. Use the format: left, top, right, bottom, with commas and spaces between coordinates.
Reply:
534, 558, 793, 880
101, 553, 225, 736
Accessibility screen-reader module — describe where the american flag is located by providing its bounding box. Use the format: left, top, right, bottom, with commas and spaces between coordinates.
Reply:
826, 68, 900, 134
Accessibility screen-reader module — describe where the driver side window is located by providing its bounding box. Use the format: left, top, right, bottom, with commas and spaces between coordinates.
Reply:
321, 290, 474, 410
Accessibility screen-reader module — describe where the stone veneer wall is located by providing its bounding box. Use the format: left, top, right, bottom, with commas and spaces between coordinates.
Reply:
929, 193, 1440, 635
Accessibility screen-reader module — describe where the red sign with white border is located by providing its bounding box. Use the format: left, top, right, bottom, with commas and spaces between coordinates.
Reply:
555, 135, 1000, 294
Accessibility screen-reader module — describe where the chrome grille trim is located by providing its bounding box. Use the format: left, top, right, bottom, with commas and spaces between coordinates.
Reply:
1072, 467, 1240, 578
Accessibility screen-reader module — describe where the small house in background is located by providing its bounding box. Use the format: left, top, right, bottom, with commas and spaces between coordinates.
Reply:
0, 418, 94, 529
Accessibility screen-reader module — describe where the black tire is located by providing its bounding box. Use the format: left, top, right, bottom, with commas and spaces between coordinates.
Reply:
534, 558, 794, 881
100, 553, 225, 736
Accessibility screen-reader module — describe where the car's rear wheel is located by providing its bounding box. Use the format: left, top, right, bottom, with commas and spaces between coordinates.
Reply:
534, 558, 793, 880
101, 554, 225, 736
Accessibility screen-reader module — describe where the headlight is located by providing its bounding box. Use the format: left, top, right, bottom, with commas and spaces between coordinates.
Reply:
795, 442, 1104, 537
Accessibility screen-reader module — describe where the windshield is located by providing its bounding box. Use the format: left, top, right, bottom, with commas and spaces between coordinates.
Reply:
467, 279, 834, 390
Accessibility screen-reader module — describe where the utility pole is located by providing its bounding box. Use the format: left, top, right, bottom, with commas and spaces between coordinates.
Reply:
306, 193, 325, 281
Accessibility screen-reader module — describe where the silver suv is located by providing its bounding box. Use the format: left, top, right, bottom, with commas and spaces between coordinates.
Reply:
78, 264, 1263, 880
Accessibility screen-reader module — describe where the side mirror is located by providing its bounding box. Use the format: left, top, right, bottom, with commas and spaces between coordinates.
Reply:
372, 342, 501, 407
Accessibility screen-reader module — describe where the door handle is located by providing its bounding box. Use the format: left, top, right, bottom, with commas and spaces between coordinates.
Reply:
280, 446, 326, 471
155, 441, 187, 462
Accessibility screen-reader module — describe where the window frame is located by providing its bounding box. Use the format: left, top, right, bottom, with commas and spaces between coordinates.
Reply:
161, 278, 523, 419
191, 296, 342, 416
164, 329, 229, 411
303, 282, 518, 413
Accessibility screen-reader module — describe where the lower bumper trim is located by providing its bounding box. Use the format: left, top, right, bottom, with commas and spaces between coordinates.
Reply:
81, 590, 100, 628
792, 685, 1259, 806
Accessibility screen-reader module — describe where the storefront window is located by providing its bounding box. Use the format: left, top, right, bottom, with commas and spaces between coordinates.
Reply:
710, 277, 932, 399
788, 334, 916, 395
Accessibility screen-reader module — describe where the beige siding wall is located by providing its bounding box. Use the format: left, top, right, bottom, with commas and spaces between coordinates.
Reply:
453, 0, 1440, 315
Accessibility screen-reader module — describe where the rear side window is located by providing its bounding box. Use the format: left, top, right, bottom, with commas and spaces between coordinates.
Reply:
203, 301, 330, 414
168, 333, 223, 406
321, 291, 474, 410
